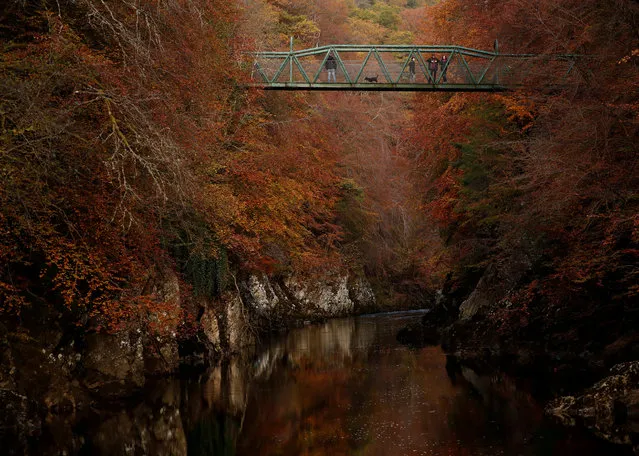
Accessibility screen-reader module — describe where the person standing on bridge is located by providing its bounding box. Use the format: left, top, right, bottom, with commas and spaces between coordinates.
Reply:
408, 57, 416, 82
427, 55, 440, 83
440, 55, 448, 82
326, 53, 337, 83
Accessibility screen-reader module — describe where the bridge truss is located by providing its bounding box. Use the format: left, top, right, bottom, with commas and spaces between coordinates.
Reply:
250, 44, 579, 91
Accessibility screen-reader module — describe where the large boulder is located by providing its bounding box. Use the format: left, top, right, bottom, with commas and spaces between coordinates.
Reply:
546, 361, 639, 453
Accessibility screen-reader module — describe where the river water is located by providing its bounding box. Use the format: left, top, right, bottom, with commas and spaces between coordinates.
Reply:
184, 311, 627, 456
15, 311, 632, 455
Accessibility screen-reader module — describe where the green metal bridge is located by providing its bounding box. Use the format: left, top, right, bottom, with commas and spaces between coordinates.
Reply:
250, 42, 579, 92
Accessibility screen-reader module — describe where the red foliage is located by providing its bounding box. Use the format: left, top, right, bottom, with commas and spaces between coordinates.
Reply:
406, 0, 639, 308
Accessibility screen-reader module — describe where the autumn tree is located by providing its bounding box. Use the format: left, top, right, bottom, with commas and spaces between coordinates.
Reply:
406, 0, 638, 336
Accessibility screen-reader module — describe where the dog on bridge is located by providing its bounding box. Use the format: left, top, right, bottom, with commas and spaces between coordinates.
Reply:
364, 75, 378, 83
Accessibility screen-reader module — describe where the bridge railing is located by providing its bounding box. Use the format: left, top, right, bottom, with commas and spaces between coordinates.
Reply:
248, 44, 580, 90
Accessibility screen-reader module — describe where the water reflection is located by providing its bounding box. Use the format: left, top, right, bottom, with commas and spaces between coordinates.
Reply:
195, 312, 629, 456
6, 312, 632, 455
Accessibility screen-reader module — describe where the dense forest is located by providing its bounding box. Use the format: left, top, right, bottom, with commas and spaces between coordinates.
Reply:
1, 0, 638, 452
1, 0, 443, 335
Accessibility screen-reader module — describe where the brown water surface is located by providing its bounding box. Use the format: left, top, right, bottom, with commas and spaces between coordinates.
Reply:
218, 311, 629, 456
9, 311, 632, 455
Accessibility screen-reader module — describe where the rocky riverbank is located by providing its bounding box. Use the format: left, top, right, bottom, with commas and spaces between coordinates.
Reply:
546, 361, 639, 454
0, 270, 376, 454
397, 254, 639, 454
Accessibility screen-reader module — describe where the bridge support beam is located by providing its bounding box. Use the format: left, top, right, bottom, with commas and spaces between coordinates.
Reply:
249, 83, 509, 92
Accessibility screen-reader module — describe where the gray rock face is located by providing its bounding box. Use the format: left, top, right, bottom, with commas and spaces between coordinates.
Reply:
284, 275, 356, 315
247, 274, 281, 314
199, 272, 377, 353
349, 275, 377, 310
546, 361, 639, 453
262, 273, 375, 318
225, 292, 255, 352
201, 301, 221, 350
144, 334, 180, 377
459, 253, 532, 321
243, 272, 376, 318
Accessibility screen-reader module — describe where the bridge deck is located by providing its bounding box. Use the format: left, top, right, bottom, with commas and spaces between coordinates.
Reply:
251, 82, 508, 92
249, 43, 579, 92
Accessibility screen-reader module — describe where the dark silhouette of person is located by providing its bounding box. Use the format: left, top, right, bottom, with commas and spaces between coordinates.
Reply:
440, 55, 448, 82
427, 55, 439, 83
325, 54, 337, 82
408, 57, 416, 82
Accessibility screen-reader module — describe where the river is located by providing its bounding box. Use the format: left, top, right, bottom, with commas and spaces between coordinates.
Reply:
13, 311, 632, 455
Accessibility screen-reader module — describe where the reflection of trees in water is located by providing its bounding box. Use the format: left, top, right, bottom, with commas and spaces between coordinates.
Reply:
183, 344, 631, 456
186, 412, 239, 456
237, 348, 361, 455
444, 365, 542, 451
16, 378, 200, 455
251, 314, 432, 382
441, 363, 623, 456
252, 317, 376, 378
77, 379, 189, 456
229, 315, 423, 455
177, 318, 387, 456
234, 318, 453, 456
29, 314, 627, 456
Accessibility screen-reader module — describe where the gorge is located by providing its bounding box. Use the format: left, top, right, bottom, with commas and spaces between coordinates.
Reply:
1, 0, 637, 454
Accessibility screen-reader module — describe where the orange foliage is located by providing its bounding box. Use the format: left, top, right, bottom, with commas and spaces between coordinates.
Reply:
407, 0, 639, 305
0, 0, 347, 330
